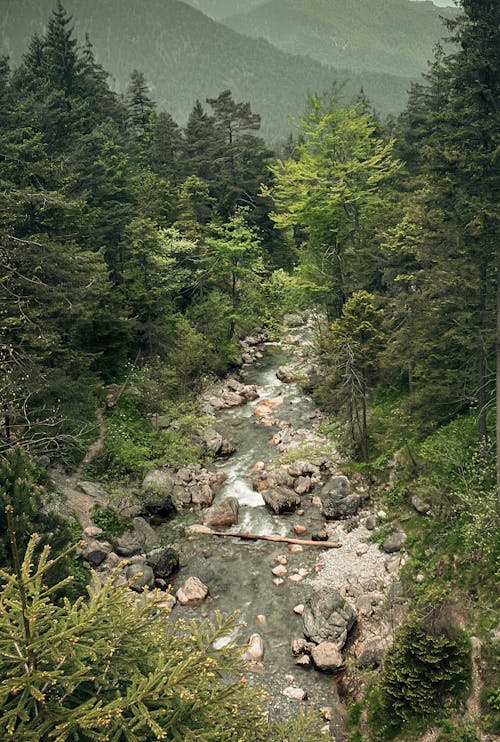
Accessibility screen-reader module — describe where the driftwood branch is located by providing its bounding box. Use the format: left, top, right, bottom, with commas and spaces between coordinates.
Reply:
210, 531, 342, 548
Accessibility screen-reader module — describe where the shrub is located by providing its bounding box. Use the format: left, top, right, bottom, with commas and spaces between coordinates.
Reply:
0, 537, 327, 741
90, 505, 132, 539
368, 601, 470, 737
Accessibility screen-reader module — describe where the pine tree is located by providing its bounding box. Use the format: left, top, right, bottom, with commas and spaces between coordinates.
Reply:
315, 291, 386, 460
125, 69, 156, 142
149, 111, 183, 183
182, 100, 219, 183
206, 89, 270, 217
0, 536, 327, 741
41, 0, 78, 95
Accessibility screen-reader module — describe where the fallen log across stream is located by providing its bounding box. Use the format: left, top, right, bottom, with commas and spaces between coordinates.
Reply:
209, 530, 342, 548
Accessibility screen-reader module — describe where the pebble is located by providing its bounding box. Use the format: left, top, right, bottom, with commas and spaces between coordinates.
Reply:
293, 524, 307, 535
288, 544, 304, 553
356, 544, 369, 556
283, 686, 307, 701
272, 565, 287, 577
273, 578, 284, 586
276, 554, 288, 565
288, 573, 303, 583
295, 654, 310, 666
255, 614, 267, 624
293, 604, 304, 615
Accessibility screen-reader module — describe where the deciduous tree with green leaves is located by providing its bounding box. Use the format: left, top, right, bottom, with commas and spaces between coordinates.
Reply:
267, 91, 399, 317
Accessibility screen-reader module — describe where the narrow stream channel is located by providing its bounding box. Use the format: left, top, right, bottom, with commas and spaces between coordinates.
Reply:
170, 333, 344, 720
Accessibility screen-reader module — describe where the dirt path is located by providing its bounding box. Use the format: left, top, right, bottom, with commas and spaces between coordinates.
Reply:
53, 407, 107, 531
75, 407, 106, 480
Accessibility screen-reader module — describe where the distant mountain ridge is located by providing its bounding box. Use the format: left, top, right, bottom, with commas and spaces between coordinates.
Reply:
182, 0, 266, 19
224, 0, 456, 79
0, 0, 435, 140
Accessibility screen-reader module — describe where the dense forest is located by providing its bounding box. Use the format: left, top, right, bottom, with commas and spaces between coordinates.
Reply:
0, 0, 498, 740
0, 0, 447, 140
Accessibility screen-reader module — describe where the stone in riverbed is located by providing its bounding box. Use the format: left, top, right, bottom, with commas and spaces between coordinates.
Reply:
303, 590, 357, 648
294, 475, 312, 494
293, 524, 307, 536
176, 576, 209, 605
254, 396, 284, 419
242, 633, 264, 663
126, 561, 155, 592
383, 531, 406, 553
321, 475, 361, 519
296, 654, 311, 666
79, 538, 112, 566
311, 642, 344, 672
202, 497, 239, 528
272, 564, 287, 577
283, 686, 307, 701
146, 547, 179, 581
291, 638, 315, 656
263, 486, 301, 514
276, 365, 300, 383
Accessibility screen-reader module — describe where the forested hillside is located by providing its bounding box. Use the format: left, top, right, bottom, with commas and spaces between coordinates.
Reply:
1, 0, 415, 140
0, 0, 498, 740
183, 0, 266, 19
224, 0, 457, 78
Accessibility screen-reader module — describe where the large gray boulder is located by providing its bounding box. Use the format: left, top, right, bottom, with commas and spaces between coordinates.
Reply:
146, 547, 179, 580
203, 497, 239, 528
321, 475, 361, 519
141, 469, 177, 519
115, 517, 159, 557
263, 486, 301, 514
383, 531, 407, 553
303, 590, 357, 648
79, 538, 112, 567
126, 561, 155, 592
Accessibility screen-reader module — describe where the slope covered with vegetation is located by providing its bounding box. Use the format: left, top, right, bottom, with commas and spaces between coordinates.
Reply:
224, 0, 457, 78
0, 0, 498, 739
1, 0, 415, 141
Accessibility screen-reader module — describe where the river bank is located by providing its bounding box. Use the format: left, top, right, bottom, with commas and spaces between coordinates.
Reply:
59, 315, 408, 736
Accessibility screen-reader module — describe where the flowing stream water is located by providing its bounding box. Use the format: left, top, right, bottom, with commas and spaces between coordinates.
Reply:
169, 330, 391, 726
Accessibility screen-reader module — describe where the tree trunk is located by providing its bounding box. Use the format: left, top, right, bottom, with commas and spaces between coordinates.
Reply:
361, 381, 369, 462
478, 260, 488, 446
496, 263, 500, 503
210, 530, 342, 548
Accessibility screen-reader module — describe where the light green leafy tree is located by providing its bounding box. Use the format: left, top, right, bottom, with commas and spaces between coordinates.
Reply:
203, 211, 264, 338
266, 91, 399, 317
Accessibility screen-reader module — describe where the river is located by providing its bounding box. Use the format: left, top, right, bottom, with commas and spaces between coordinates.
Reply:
169, 322, 395, 729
